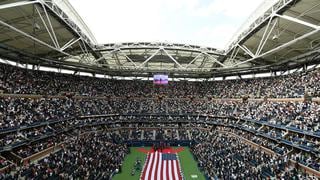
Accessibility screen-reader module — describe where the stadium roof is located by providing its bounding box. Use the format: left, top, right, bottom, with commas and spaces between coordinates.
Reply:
0, 0, 102, 70
224, 0, 320, 71
0, 0, 320, 78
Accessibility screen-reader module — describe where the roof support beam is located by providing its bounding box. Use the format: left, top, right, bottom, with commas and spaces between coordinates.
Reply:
78, 41, 90, 63
38, 0, 92, 46
204, 52, 226, 67
0, 0, 38, 10
256, 18, 273, 55
237, 44, 256, 58
185, 53, 202, 68
199, 56, 208, 68
255, 17, 277, 56
274, 14, 319, 30
118, 49, 138, 67
163, 48, 183, 68
231, 27, 320, 67
40, 3, 60, 48
81, 40, 91, 60
256, 18, 278, 56
0, 18, 94, 65
113, 53, 121, 66
61, 38, 81, 51
225, 0, 295, 54
287, 9, 320, 25
35, 5, 59, 48
139, 49, 161, 68
94, 56, 106, 64
93, 49, 119, 65
229, 46, 240, 62
0, 18, 72, 57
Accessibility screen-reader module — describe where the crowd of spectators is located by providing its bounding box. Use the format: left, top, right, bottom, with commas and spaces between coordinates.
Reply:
1, 63, 320, 98
0, 62, 319, 178
0, 97, 318, 160
0, 120, 319, 179
2, 133, 128, 179
0, 97, 318, 161
192, 133, 282, 179
191, 129, 318, 179
0, 157, 11, 169
1, 96, 319, 137
14, 134, 67, 158
0, 97, 77, 129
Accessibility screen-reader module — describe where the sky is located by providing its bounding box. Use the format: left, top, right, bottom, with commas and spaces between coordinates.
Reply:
68, 0, 266, 49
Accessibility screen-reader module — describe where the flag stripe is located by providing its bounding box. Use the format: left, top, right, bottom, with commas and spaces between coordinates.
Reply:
168, 160, 173, 180
149, 152, 156, 180
157, 152, 162, 180
162, 157, 167, 180
151, 151, 158, 180
144, 153, 153, 180
166, 160, 170, 180
176, 159, 182, 180
141, 152, 183, 180
171, 160, 175, 180
141, 154, 150, 180
173, 159, 179, 180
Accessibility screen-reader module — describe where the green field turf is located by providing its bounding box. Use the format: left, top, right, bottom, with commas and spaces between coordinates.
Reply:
113, 147, 148, 180
179, 147, 206, 180
113, 147, 205, 180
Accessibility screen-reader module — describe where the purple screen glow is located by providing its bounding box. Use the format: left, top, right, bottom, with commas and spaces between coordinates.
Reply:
153, 74, 168, 85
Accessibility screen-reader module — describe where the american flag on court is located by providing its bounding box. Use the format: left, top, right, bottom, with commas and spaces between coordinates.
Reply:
140, 151, 183, 180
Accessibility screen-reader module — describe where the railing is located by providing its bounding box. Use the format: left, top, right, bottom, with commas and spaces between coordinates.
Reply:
289, 159, 320, 177
21, 142, 64, 165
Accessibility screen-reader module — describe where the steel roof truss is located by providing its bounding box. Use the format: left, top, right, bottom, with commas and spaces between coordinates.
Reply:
229, 46, 240, 63
118, 49, 138, 67
204, 52, 226, 67
184, 53, 202, 68
60, 38, 81, 51
274, 13, 319, 30
162, 48, 183, 68
113, 53, 121, 66
232, 27, 320, 67
39, 0, 92, 46
199, 56, 208, 69
78, 41, 87, 57
40, 3, 60, 48
0, 18, 71, 56
35, 5, 59, 48
226, 0, 295, 54
138, 49, 161, 68
256, 17, 277, 56
0, 0, 38, 10
237, 44, 256, 58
